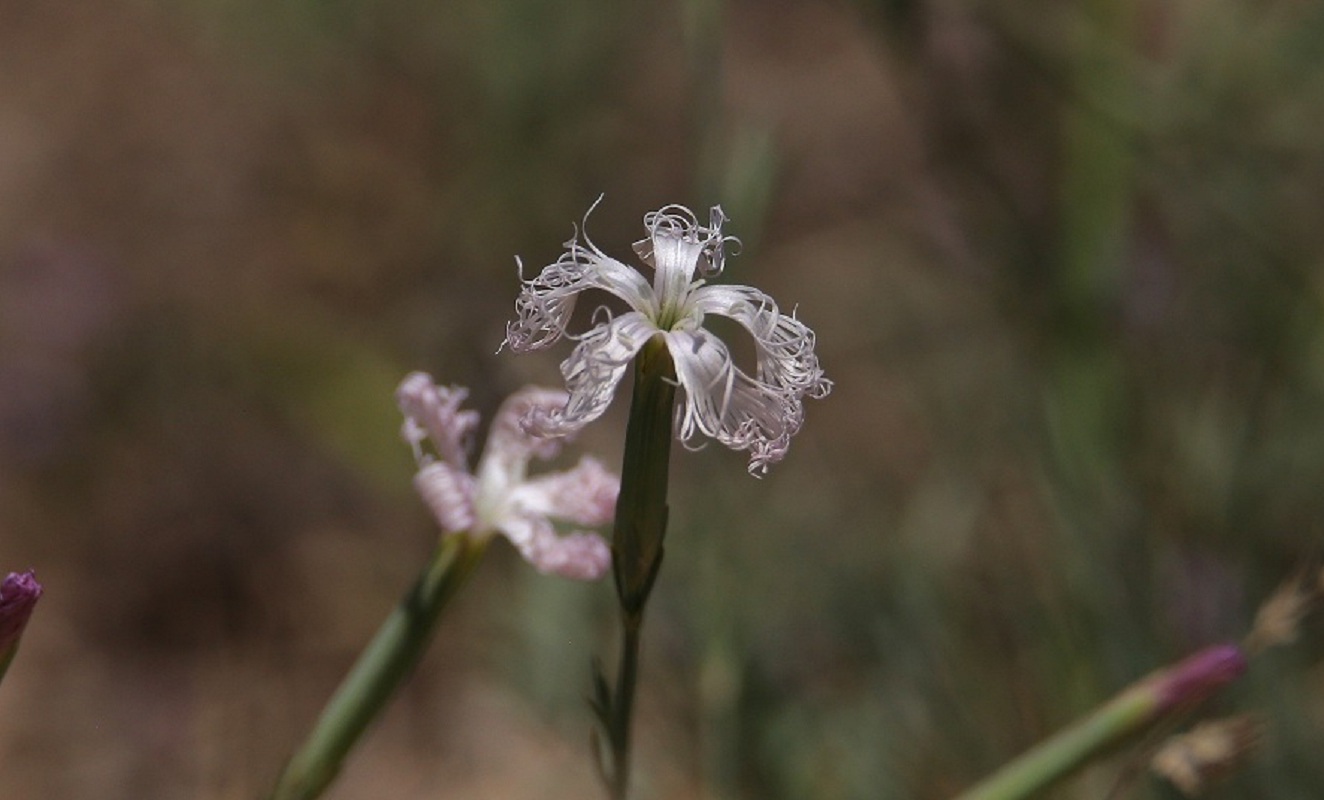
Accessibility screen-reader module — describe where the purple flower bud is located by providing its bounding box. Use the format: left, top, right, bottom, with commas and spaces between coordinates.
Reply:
0, 570, 42, 653
1154, 643, 1247, 713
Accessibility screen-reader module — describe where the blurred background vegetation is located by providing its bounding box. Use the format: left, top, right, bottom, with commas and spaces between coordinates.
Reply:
2, 0, 1323, 797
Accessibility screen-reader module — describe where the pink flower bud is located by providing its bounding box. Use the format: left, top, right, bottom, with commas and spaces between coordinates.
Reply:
1154, 644, 1247, 712
0, 570, 42, 656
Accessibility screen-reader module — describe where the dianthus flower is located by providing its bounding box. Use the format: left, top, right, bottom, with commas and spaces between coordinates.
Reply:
504, 200, 830, 474
396, 373, 616, 580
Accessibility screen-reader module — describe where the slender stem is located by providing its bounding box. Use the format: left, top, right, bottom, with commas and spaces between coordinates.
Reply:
954, 686, 1155, 800
269, 534, 488, 800
953, 645, 1246, 800
602, 337, 677, 800
608, 616, 643, 799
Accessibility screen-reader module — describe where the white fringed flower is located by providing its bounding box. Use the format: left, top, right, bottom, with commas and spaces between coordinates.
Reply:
505, 200, 831, 475
396, 372, 617, 581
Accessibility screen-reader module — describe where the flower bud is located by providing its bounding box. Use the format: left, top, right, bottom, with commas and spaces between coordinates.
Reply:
0, 570, 43, 682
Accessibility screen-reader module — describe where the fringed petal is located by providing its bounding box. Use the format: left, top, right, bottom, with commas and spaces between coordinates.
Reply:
484, 386, 572, 473
633, 204, 736, 280
395, 372, 479, 469
663, 329, 802, 476
516, 456, 619, 526
505, 220, 655, 353
644, 229, 704, 303
690, 285, 832, 399
497, 515, 612, 581
413, 461, 478, 533
522, 311, 656, 438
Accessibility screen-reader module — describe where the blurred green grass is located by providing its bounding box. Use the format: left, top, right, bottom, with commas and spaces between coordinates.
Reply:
1, 0, 1323, 798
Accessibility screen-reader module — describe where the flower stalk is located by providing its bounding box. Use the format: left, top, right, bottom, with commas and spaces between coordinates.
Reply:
593, 336, 677, 800
953, 644, 1247, 800
268, 534, 487, 800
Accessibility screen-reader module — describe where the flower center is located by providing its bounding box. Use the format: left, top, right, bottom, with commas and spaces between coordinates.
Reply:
653, 273, 704, 332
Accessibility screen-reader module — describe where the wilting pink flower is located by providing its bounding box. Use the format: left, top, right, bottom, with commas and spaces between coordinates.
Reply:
0, 570, 42, 661
504, 200, 831, 475
396, 373, 616, 580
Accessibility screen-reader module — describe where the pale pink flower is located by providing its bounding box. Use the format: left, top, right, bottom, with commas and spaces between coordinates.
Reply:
396, 373, 616, 581
504, 200, 831, 475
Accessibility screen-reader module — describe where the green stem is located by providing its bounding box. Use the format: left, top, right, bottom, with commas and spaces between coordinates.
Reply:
608, 617, 643, 800
269, 534, 488, 800
603, 337, 677, 800
953, 645, 1246, 800
953, 686, 1155, 800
